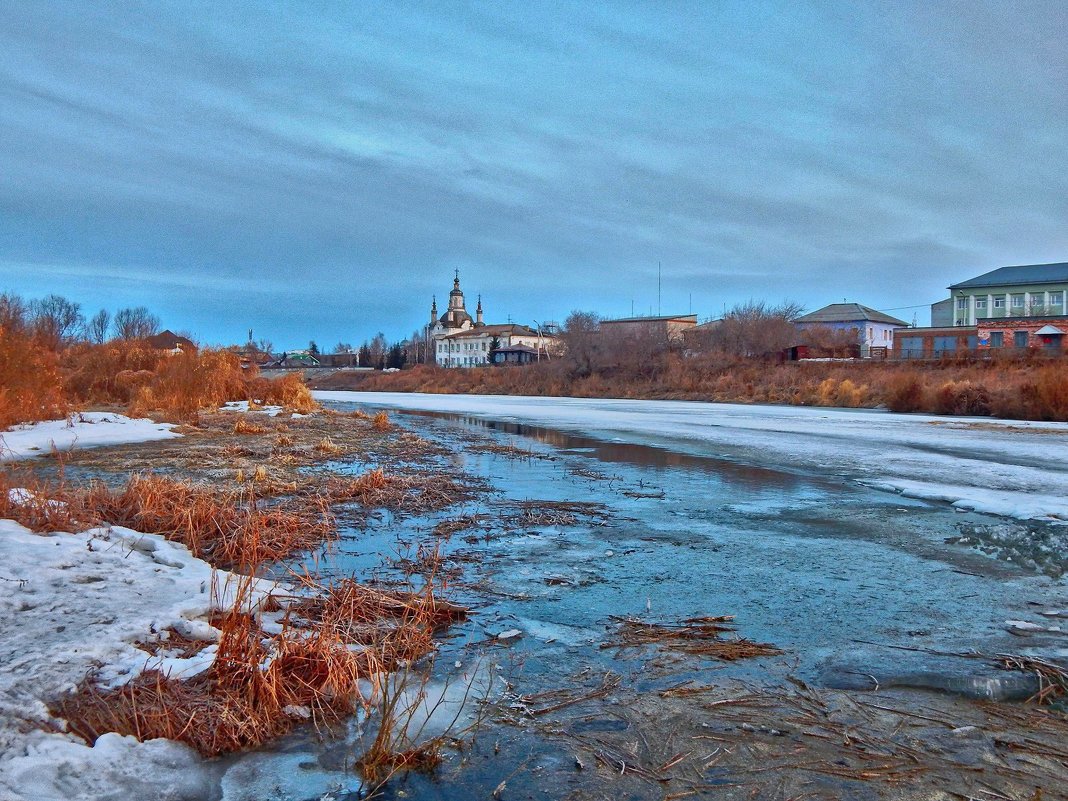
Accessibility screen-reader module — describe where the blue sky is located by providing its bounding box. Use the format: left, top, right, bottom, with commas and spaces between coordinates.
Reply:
1, 1, 1065, 347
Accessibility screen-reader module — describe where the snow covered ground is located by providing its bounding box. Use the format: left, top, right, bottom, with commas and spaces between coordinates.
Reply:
0, 413, 180, 462
316, 392, 1068, 522
0, 519, 276, 801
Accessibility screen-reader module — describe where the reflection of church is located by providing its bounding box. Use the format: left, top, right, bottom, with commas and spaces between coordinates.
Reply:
427, 271, 546, 367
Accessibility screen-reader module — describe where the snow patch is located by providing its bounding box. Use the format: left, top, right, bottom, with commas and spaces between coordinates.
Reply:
0, 413, 180, 462
0, 519, 280, 801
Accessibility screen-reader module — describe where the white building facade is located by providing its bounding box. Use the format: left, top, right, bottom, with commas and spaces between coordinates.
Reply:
427, 272, 554, 367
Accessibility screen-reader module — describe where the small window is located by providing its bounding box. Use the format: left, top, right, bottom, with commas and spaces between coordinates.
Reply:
1050, 291, 1063, 306
993, 296, 1006, 308
1011, 295, 1025, 308
1029, 295, 1043, 308
990, 331, 1004, 347
956, 297, 968, 310
1014, 330, 1029, 348
975, 298, 987, 309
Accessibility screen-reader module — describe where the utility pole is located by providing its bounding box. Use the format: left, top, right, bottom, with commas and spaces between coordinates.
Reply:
658, 261, 662, 316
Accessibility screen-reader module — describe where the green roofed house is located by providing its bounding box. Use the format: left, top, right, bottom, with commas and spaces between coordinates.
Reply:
945, 261, 1068, 326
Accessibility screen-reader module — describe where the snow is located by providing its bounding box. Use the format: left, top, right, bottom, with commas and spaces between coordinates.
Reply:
0, 519, 278, 801
219, 401, 283, 417
316, 391, 1068, 522
0, 413, 180, 462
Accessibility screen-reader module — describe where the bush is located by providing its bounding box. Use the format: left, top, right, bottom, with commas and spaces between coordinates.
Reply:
885, 373, 926, 413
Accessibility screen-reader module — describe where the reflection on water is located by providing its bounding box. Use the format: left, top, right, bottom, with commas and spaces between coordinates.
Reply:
397, 408, 820, 496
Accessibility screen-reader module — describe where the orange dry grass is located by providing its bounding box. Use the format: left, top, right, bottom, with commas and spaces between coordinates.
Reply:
246, 372, 319, 414
372, 411, 391, 431
0, 471, 334, 570
0, 313, 66, 429
52, 572, 464, 757
232, 418, 270, 435
324, 469, 474, 513
78, 474, 334, 570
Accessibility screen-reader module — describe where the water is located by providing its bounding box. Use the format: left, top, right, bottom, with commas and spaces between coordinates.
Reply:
230, 398, 1067, 800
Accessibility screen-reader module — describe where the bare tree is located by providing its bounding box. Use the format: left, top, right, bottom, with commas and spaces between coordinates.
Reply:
368, 332, 387, 368
85, 309, 111, 344
31, 294, 84, 349
0, 293, 30, 334
706, 300, 803, 358
113, 306, 161, 340
561, 311, 602, 377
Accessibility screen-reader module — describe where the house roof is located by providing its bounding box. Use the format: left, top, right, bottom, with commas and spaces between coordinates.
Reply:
601, 314, 698, 325
494, 344, 537, 354
1035, 324, 1066, 336
444, 324, 539, 339
795, 303, 908, 327
145, 329, 195, 350
949, 261, 1068, 290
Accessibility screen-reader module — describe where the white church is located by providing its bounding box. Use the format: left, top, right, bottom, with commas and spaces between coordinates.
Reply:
428, 272, 551, 367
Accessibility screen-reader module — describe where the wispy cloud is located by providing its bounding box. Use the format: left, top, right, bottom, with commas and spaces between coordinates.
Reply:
1, 1, 1065, 344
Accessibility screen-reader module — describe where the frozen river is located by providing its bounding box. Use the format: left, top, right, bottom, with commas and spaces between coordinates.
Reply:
279, 391, 1067, 798
317, 392, 1068, 522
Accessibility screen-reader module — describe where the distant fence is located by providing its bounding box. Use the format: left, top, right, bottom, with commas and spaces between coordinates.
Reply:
892, 347, 1067, 361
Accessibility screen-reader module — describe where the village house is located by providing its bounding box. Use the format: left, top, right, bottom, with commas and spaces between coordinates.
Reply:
794, 303, 908, 358
145, 329, 196, 355
427, 272, 556, 366
898, 261, 1068, 358
942, 261, 1068, 327
599, 313, 698, 343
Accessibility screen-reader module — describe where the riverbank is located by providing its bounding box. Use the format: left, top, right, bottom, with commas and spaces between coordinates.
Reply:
311, 358, 1068, 421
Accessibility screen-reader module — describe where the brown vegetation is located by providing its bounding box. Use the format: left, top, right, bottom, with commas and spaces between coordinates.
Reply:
0, 471, 333, 570
328, 355, 1068, 422
602, 615, 782, 661
53, 571, 463, 757
0, 291, 318, 430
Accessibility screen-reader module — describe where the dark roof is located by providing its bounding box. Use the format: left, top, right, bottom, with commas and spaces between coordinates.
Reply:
494, 344, 537, 354
795, 303, 908, 326
601, 314, 698, 324
949, 262, 1068, 290
445, 324, 539, 339
145, 329, 195, 350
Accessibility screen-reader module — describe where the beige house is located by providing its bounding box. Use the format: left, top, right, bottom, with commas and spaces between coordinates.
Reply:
599, 313, 698, 343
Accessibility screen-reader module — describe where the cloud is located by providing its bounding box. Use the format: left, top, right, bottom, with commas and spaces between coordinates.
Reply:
0, 1, 1066, 341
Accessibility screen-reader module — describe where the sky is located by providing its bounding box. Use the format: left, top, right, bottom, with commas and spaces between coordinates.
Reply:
1, 1, 1066, 348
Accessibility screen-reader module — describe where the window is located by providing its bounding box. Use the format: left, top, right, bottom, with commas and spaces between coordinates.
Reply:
1011, 295, 1025, 308
975, 298, 987, 310
989, 331, 1003, 347
1050, 291, 1064, 306
1029, 295, 1043, 308
956, 297, 968, 310
1014, 331, 1029, 348
993, 296, 1006, 308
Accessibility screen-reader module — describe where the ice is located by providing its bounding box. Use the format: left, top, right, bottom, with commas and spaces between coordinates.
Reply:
317, 392, 1068, 522
0, 412, 180, 462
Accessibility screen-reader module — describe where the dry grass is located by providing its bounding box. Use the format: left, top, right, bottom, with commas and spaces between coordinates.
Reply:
324, 469, 477, 513
0, 470, 334, 570
603, 615, 782, 661
0, 296, 67, 428
372, 411, 392, 431
232, 418, 270, 435
52, 569, 466, 757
